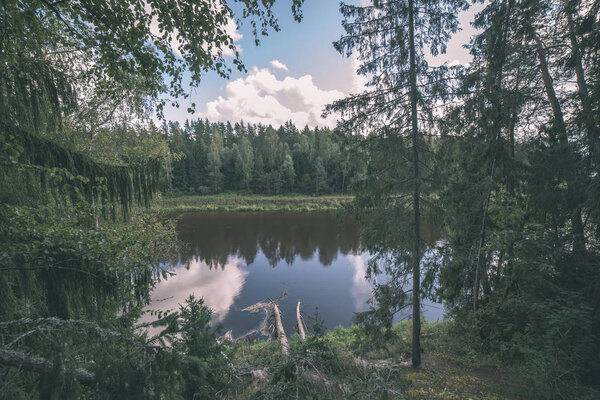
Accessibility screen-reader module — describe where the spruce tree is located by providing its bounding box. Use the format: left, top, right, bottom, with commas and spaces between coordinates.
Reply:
327, 0, 467, 367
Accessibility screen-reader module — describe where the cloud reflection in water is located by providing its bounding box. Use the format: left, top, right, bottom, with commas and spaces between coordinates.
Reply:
148, 257, 248, 324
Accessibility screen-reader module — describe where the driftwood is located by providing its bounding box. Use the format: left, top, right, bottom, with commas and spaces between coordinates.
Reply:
241, 297, 289, 355
240, 302, 274, 342
272, 304, 289, 355
217, 330, 234, 344
296, 300, 306, 341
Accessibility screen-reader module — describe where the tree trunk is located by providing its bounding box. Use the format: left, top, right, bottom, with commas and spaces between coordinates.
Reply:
473, 181, 493, 311
531, 28, 586, 255
296, 300, 306, 341
563, 0, 598, 159
474, 0, 508, 312
532, 32, 568, 146
408, 0, 421, 369
273, 304, 289, 355
508, 120, 515, 195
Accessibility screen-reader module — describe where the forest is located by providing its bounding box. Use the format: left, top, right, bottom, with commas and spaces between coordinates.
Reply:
164, 120, 366, 195
1, 0, 599, 399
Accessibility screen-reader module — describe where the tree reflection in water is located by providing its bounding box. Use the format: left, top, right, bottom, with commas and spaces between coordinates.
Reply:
175, 211, 361, 269
146, 211, 442, 337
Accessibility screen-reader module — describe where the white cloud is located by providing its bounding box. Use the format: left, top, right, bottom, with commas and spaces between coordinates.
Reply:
199, 67, 345, 128
270, 59, 289, 72
139, 257, 249, 336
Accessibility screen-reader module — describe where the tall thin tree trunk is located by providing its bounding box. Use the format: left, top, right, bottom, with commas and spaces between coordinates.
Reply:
474, 0, 509, 312
562, 2, 594, 254
408, 0, 421, 369
563, 0, 598, 159
532, 29, 586, 255
473, 171, 494, 311
507, 120, 516, 195
532, 32, 568, 146
507, 67, 520, 196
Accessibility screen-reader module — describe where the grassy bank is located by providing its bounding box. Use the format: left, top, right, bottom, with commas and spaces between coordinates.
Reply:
223, 320, 600, 399
225, 321, 508, 399
152, 193, 353, 212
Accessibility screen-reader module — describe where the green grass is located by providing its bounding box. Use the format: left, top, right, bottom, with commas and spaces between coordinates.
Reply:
224, 320, 600, 399
225, 321, 514, 399
150, 193, 354, 212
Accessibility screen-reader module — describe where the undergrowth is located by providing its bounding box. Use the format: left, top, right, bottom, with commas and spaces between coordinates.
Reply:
217, 319, 600, 399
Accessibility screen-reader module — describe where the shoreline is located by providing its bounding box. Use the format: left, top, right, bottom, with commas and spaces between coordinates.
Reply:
150, 193, 354, 212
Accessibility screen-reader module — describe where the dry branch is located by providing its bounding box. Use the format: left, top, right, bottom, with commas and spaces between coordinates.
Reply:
0, 348, 95, 386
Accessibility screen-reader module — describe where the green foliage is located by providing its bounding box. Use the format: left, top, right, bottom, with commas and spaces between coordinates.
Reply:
231, 330, 410, 400
169, 296, 233, 399
164, 120, 366, 196
0, 204, 177, 321
430, 0, 600, 394
0, 0, 305, 125
1, 125, 165, 218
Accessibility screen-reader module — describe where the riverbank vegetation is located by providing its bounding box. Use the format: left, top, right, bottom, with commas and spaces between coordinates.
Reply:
225, 318, 598, 400
153, 193, 353, 212
1, 0, 600, 398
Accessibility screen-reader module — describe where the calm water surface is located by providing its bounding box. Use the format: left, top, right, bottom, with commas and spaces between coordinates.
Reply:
148, 211, 443, 337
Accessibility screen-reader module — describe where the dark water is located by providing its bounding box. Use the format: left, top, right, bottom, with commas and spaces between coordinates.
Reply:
147, 211, 443, 337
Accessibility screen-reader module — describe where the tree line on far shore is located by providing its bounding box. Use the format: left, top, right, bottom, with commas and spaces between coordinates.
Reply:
164, 120, 367, 196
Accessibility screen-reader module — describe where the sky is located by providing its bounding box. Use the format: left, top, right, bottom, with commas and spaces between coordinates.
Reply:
163, 0, 485, 129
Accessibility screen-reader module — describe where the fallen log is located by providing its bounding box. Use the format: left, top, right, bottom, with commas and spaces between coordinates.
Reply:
272, 303, 289, 355
217, 330, 234, 344
242, 299, 289, 355
296, 300, 306, 341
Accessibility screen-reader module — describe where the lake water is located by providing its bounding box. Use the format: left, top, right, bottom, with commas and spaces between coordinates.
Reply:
147, 211, 444, 337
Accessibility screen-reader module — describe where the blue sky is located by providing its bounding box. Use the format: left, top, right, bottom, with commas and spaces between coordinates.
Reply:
163, 0, 484, 128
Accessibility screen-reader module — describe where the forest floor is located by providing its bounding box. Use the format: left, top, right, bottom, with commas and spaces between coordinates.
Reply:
225, 320, 600, 399
152, 193, 353, 212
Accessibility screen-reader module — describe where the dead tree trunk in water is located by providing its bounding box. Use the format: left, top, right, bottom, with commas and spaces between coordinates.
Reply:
242, 300, 289, 355
296, 300, 306, 341
272, 304, 289, 355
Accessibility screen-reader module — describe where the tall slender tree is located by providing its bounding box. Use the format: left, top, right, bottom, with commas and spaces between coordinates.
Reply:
327, 0, 467, 367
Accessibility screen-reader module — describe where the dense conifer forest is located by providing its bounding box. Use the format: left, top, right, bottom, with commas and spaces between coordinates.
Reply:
164, 120, 366, 195
1, 0, 599, 398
